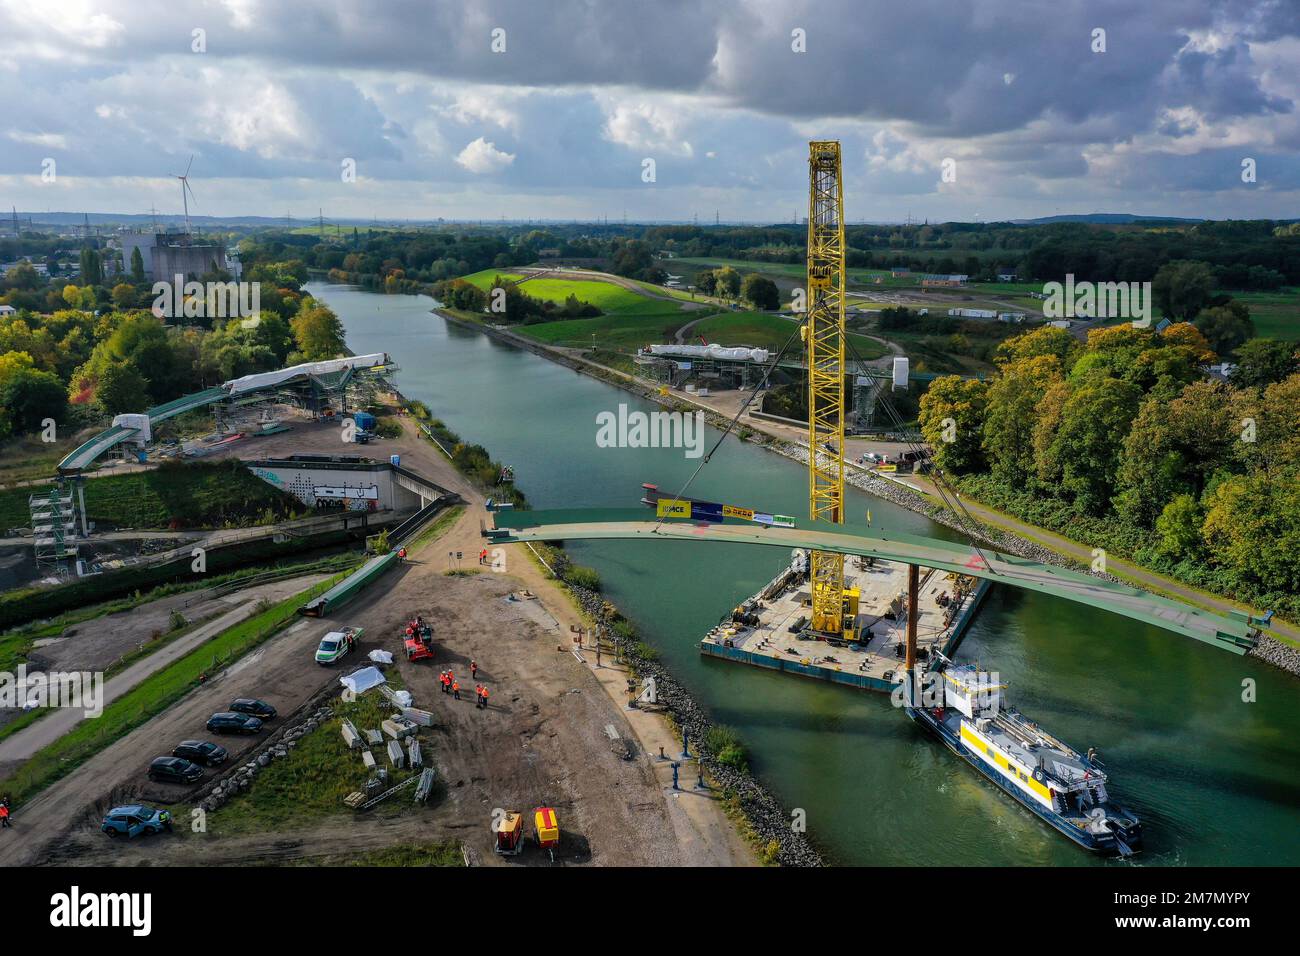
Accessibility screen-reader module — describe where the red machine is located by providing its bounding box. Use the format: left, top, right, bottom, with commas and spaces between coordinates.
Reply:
403, 614, 434, 662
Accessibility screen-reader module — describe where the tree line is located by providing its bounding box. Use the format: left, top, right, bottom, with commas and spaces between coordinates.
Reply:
0, 250, 346, 441
918, 323, 1300, 617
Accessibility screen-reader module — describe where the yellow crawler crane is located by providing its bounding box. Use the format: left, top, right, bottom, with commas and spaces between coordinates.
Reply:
805, 141, 854, 637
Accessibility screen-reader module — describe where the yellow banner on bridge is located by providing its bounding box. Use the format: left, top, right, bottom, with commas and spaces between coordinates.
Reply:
655, 498, 692, 518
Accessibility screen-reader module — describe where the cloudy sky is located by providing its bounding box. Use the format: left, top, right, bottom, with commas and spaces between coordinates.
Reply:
1, 0, 1297, 223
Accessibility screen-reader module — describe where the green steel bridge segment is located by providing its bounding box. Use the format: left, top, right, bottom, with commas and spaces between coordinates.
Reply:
57, 386, 231, 474
488, 509, 1259, 655
55, 354, 395, 475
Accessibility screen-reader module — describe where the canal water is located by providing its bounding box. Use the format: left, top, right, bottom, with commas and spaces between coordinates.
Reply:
317, 284, 1300, 867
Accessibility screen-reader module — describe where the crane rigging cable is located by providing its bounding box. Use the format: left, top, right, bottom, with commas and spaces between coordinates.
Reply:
653, 137, 996, 584
840, 332, 998, 572
651, 316, 807, 533
646, 311, 998, 573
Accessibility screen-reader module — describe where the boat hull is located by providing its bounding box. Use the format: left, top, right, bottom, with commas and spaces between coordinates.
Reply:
908, 707, 1131, 855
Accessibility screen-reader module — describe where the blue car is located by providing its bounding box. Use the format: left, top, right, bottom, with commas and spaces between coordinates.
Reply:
101, 805, 173, 838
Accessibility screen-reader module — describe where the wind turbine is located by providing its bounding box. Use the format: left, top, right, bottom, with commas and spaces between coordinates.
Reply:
173, 156, 196, 234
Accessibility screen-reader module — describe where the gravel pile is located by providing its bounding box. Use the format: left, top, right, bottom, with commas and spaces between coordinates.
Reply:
1250, 634, 1300, 674
194, 706, 334, 812
564, 580, 825, 867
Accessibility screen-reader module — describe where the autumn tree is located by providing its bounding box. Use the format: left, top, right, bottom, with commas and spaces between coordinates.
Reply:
94, 360, 150, 415
918, 375, 988, 474
1202, 470, 1300, 594
290, 299, 346, 361
1032, 375, 1141, 512
741, 274, 780, 310
982, 354, 1063, 484
1113, 380, 1236, 525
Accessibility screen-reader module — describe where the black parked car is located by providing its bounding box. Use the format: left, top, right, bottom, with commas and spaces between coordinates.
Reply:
147, 756, 203, 784
172, 740, 229, 767
206, 712, 264, 734
229, 698, 277, 719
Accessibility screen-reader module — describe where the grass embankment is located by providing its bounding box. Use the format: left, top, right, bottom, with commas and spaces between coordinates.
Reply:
0, 460, 302, 531
405, 505, 465, 555
0, 574, 344, 804
405, 401, 525, 508
693, 311, 888, 360
0, 553, 362, 675
458, 269, 707, 351
0, 433, 84, 488
458, 270, 667, 314
201, 673, 433, 836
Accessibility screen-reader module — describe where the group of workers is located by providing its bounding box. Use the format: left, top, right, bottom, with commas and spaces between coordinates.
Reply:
439, 663, 490, 710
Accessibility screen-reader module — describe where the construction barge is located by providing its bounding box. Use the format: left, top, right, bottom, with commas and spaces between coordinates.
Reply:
698, 548, 990, 693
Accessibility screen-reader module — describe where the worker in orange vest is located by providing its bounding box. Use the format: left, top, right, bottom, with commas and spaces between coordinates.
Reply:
451, 679, 461, 700
478, 684, 490, 710
474, 683, 482, 707
0, 798, 11, 829
439, 671, 450, 694
470, 660, 478, 679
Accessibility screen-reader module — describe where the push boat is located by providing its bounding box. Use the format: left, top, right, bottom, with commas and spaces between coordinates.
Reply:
907, 663, 1142, 856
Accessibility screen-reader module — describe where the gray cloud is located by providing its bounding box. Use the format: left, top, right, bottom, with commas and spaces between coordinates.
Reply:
0, 0, 1295, 220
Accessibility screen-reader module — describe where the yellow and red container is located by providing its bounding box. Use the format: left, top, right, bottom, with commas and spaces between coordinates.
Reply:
534, 806, 559, 850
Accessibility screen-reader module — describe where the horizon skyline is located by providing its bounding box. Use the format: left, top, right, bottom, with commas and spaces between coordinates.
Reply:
0, 207, 1243, 229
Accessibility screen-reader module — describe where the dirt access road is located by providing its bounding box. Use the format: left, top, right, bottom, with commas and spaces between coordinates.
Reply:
0, 417, 754, 867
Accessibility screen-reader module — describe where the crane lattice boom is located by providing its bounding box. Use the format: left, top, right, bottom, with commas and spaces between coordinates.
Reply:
806, 141, 848, 636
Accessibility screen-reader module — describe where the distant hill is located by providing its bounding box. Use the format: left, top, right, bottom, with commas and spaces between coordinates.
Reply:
1010, 213, 1205, 225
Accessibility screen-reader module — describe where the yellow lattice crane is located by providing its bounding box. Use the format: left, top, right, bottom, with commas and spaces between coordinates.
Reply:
804, 141, 857, 638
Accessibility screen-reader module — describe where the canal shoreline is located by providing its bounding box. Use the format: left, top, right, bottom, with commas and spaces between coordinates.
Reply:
541, 563, 827, 867
434, 307, 1300, 680
383, 359, 798, 865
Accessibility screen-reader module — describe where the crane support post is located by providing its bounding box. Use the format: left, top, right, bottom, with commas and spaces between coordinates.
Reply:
906, 562, 918, 672
806, 141, 847, 636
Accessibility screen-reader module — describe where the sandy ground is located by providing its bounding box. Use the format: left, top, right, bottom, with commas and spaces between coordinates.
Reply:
0, 415, 755, 867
